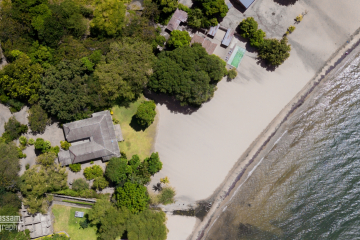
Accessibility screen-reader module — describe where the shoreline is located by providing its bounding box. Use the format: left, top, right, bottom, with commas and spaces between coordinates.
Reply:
190, 25, 360, 240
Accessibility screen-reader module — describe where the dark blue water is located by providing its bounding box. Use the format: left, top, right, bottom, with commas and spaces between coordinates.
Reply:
206, 55, 360, 239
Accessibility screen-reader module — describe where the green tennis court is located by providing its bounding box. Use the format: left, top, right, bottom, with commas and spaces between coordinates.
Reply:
227, 46, 246, 68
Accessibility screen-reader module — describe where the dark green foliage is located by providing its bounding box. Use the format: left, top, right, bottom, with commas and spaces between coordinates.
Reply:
227, 68, 237, 80
55, 36, 91, 62
72, 178, 89, 191
69, 163, 81, 172
145, 152, 162, 175
127, 209, 168, 240
80, 218, 89, 229
258, 37, 291, 66
26, 164, 30, 170
94, 39, 155, 102
250, 29, 266, 48
116, 182, 149, 214
92, 176, 109, 190
186, 0, 228, 28
0, 142, 20, 190
167, 30, 191, 48
17, 147, 27, 159
39, 60, 91, 122
34, 138, 51, 153
84, 165, 103, 180
55, 188, 101, 198
148, 44, 227, 106
238, 17, 258, 39
105, 157, 129, 185
152, 0, 178, 24
28, 104, 50, 133
1, 116, 28, 143
136, 101, 156, 127
28, 41, 54, 69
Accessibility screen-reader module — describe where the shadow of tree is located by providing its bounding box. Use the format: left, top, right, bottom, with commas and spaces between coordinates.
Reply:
143, 89, 199, 115
229, 0, 247, 13
129, 115, 148, 132
256, 58, 276, 72
273, 0, 299, 6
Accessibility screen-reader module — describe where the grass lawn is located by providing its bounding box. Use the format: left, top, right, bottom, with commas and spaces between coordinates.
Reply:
52, 205, 97, 240
112, 95, 158, 160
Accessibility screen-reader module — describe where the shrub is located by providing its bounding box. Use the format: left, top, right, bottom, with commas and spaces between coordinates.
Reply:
288, 25, 296, 33
17, 147, 26, 158
69, 163, 81, 172
19, 136, 27, 146
227, 69, 237, 80
115, 182, 149, 214
295, 14, 303, 22
92, 176, 109, 190
35, 138, 45, 150
258, 37, 291, 66
145, 152, 162, 175
2, 117, 28, 143
72, 178, 89, 191
160, 176, 170, 184
167, 30, 191, 49
28, 104, 50, 133
249, 29, 266, 48
158, 186, 176, 205
36, 152, 57, 167
28, 138, 35, 145
48, 146, 60, 155
25, 164, 30, 170
90, 161, 94, 164
60, 141, 71, 150
84, 165, 103, 180
80, 219, 89, 229
55, 189, 101, 198
136, 101, 156, 127
238, 17, 258, 39
105, 157, 129, 185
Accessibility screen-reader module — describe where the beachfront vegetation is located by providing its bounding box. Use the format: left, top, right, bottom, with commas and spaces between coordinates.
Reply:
88, 197, 168, 240
28, 104, 50, 133
288, 25, 296, 33
72, 178, 89, 191
116, 182, 149, 214
238, 17, 291, 66
158, 186, 176, 205
83, 165, 103, 180
1, 116, 28, 143
167, 30, 191, 48
69, 163, 81, 172
135, 100, 157, 127
227, 68, 237, 80
148, 44, 227, 106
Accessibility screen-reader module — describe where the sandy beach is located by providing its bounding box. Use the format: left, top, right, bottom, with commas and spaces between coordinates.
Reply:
148, 0, 360, 239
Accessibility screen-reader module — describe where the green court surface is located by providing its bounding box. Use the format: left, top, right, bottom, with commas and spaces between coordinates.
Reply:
227, 46, 246, 68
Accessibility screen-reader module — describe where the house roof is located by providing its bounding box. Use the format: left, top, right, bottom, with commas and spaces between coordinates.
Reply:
58, 111, 122, 166
222, 28, 235, 47
191, 34, 218, 55
208, 24, 220, 37
166, 9, 188, 31
238, 0, 255, 9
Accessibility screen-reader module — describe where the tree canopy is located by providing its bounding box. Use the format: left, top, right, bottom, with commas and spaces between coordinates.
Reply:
0, 142, 20, 190
116, 182, 149, 214
135, 100, 157, 127
258, 37, 291, 66
167, 30, 191, 49
148, 44, 227, 106
1, 116, 28, 143
28, 104, 50, 133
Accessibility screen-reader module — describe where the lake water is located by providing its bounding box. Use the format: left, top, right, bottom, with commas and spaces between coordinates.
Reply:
205, 53, 360, 240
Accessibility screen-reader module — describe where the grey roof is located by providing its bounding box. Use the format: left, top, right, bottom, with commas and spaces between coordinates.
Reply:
75, 211, 84, 218
238, 0, 255, 9
208, 24, 220, 37
222, 28, 235, 47
166, 9, 188, 32
59, 111, 122, 166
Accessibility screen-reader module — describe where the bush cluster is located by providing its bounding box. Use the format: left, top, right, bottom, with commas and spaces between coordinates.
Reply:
238, 17, 291, 66
69, 163, 81, 172
84, 165, 103, 180
135, 100, 157, 127
1, 117, 28, 143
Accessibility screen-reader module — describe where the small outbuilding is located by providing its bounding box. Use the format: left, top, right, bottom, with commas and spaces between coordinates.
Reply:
75, 211, 84, 218
166, 9, 188, 32
221, 29, 235, 47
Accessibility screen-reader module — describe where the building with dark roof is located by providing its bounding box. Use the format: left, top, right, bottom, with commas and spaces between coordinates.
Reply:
166, 9, 188, 32
221, 28, 235, 47
238, 0, 255, 9
58, 111, 123, 166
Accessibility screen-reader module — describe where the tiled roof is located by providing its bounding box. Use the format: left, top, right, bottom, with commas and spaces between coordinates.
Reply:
166, 9, 188, 31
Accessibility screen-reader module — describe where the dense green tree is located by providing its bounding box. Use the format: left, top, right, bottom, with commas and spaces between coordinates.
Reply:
84, 165, 103, 180
187, 8, 204, 28
55, 36, 91, 62
58, 0, 87, 38
20, 164, 67, 213
127, 209, 168, 240
227, 68, 237, 80
88, 198, 130, 240
90, 0, 126, 37
72, 178, 89, 191
92, 176, 109, 190
238, 17, 258, 39
158, 186, 176, 205
136, 100, 157, 127
36, 152, 57, 167
197, 0, 228, 17
28, 41, 54, 69
0, 142, 20, 190
34, 138, 51, 153
105, 157, 129, 185
94, 39, 155, 102
116, 182, 149, 214
0, 52, 43, 104
144, 152, 162, 175
39, 60, 90, 122
249, 29, 266, 48
148, 44, 227, 106
258, 37, 291, 66
167, 30, 191, 48
2, 117, 28, 143
28, 104, 50, 133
